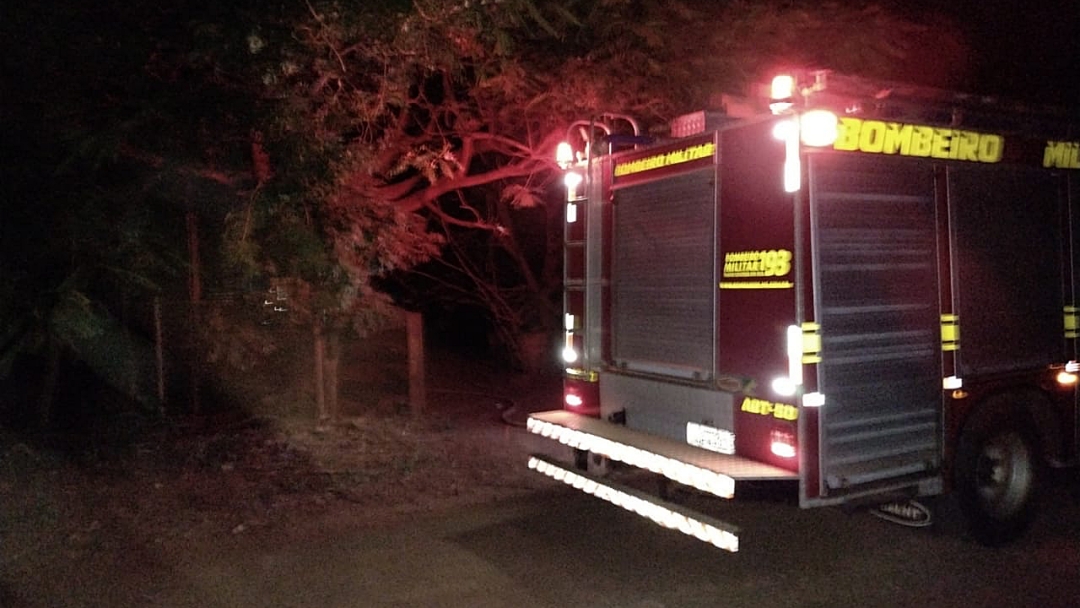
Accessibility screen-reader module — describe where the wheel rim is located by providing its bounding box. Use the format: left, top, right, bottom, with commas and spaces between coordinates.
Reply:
974, 431, 1034, 520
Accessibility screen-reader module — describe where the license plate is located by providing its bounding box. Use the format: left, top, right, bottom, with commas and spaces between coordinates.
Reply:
686, 421, 735, 455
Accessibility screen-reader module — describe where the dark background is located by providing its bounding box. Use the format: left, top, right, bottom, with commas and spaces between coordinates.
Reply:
912, 0, 1079, 106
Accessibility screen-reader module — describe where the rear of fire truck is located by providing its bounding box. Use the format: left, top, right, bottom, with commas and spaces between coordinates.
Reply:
527, 70, 1080, 551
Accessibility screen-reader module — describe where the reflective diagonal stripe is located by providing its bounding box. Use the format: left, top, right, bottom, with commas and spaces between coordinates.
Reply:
941, 314, 960, 351
801, 322, 822, 364
527, 455, 740, 552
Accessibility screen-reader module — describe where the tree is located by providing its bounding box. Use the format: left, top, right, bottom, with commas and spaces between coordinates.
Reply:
1, 2, 203, 423
263, 0, 970, 363
1, 1, 444, 423
1, 0, 973, 423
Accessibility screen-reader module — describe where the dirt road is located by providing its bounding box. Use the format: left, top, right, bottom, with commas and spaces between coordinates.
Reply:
3, 368, 1078, 608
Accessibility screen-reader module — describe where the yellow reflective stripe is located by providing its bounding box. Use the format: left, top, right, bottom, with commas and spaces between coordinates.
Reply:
801, 322, 822, 364
566, 368, 599, 382
941, 314, 960, 351
1066, 306, 1079, 339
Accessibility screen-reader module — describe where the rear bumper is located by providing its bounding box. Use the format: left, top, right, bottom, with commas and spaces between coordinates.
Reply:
525, 410, 798, 552
528, 410, 797, 487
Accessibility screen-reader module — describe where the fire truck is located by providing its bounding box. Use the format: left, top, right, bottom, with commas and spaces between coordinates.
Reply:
526, 70, 1079, 552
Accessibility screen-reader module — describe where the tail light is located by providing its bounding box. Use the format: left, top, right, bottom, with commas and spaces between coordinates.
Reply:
564, 374, 600, 417
770, 429, 797, 459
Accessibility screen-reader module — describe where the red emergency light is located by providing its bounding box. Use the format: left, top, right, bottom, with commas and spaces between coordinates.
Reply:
800, 110, 839, 147
770, 74, 795, 113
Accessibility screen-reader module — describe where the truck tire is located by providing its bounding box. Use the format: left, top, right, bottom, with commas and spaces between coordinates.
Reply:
953, 402, 1040, 545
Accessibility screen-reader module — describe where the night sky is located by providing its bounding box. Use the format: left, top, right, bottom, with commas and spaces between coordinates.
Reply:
913, 0, 1080, 106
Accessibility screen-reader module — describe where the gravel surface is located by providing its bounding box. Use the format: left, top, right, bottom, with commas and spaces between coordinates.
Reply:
0, 348, 563, 605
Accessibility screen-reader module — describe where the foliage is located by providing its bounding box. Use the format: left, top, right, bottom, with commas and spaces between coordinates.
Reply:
250, 0, 969, 358
1, 0, 974, 398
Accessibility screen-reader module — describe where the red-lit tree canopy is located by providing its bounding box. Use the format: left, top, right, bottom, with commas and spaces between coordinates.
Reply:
279, 0, 971, 222
1, 0, 975, 410
256, 0, 971, 357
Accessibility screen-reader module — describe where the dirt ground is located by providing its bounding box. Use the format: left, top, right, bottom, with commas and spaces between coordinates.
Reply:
0, 333, 563, 606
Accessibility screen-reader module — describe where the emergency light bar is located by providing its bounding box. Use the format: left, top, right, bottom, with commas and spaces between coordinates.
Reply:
769, 72, 838, 149
770, 74, 795, 113
556, 142, 574, 168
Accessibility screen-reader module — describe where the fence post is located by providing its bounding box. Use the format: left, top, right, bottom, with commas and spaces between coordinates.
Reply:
314, 318, 327, 423
406, 311, 426, 416
154, 296, 165, 413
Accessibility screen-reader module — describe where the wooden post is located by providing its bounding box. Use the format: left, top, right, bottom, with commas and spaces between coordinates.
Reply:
406, 311, 426, 416
314, 318, 327, 423
186, 210, 202, 415
325, 329, 340, 421
153, 296, 166, 413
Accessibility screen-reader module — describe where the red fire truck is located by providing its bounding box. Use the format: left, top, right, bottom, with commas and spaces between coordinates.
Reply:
526, 70, 1079, 552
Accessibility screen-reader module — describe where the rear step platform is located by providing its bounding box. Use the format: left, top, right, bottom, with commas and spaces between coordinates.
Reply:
528, 410, 797, 493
